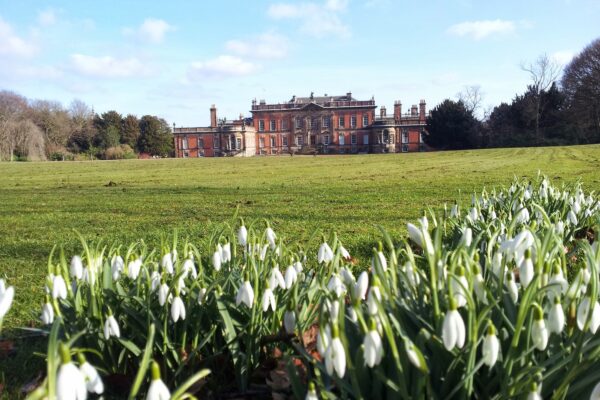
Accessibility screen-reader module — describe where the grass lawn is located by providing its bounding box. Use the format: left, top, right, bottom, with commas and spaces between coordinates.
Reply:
1, 144, 600, 330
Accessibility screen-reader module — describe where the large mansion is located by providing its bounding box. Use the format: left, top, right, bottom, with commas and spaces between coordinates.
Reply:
173, 93, 428, 157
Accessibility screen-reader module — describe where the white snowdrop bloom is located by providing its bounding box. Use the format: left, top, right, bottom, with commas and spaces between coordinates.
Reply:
158, 283, 170, 306
318, 242, 334, 264
450, 268, 469, 308
259, 244, 269, 261
340, 267, 355, 286
473, 271, 487, 304
305, 383, 318, 400
284, 265, 298, 288
327, 274, 346, 298
419, 215, 429, 230
181, 259, 197, 279
489, 209, 497, 220
450, 203, 459, 218
573, 200, 582, 214
161, 253, 174, 275
0, 280, 14, 319
41, 302, 54, 325
354, 271, 369, 300
325, 336, 346, 378
442, 308, 466, 351
316, 325, 331, 355
548, 298, 565, 335
212, 250, 222, 271
469, 207, 479, 222
146, 362, 171, 400
407, 223, 435, 256
293, 260, 303, 273
372, 251, 387, 272
236, 281, 254, 308
80, 360, 104, 394
405, 262, 421, 287
262, 287, 276, 312
104, 314, 120, 339
482, 325, 500, 367
460, 227, 472, 247
548, 268, 568, 301
284, 310, 296, 334
70, 256, 83, 280
577, 297, 600, 333
590, 381, 600, 400
519, 252, 535, 289
127, 259, 142, 280
269, 267, 286, 290
348, 306, 358, 323
531, 307, 548, 351
170, 296, 186, 322
111, 256, 124, 281
150, 271, 161, 292
491, 252, 504, 278
339, 245, 351, 260
567, 209, 578, 226
367, 285, 382, 315
52, 275, 68, 300
237, 225, 248, 246
265, 227, 277, 248
57, 360, 87, 400
327, 299, 340, 321
221, 242, 231, 263
363, 329, 383, 367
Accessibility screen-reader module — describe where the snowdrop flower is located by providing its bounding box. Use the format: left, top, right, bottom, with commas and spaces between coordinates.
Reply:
367, 283, 382, 315
171, 294, 186, 322
531, 305, 548, 351
265, 227, 277, 248
363, 321, 383, 367
548, 265, 568, 301
318, 241, 334, 264
197, 287, 207, 305
52, 274, 67, 300
269, 267, 286, 290
339, 245, 351, 260
468, 207, 479, 223
491, 252, 503, 278
519, 249, 535, 289
104, 313, 120, 339
316, 324, 331, 355
554, 220, 565, 236
405, 261, 421, 287
407, 223, 435, 256
147, 361, 171, 400
236, 280, 254, 308
221, 242, 231, 263
340, 267, 355, 286
590, 381, 600, 400
161, 253, 174, 275
293, 260, 303, 273
577, 296, 600, 333
284, 265, 298, 288
237, 224, 248, 246
327, 274, 346, 298
111, 256, 124, 280
354, 271, 369, 300
442, 301, 466, 351
450, 203, 459, 218
127, 259, 142, 280
70, 256, 83, 280
372, 246, 387, 272
419, 214, 429, 230
473, 266, 487, 304
0, 279, 14, 319
305, 382, 318, 400
548, 296, 565, 335
259, 244, 269, 261
212, 249, 222, 271
150, 271, 161, 292
405, 340, 427, 372
78, 354, 104, 394
262, 283, 276, 312
450, 267, 469, 308
325, 326, 346, 378
326, 299, 340, 321
460, 228, 472, 247
41, 301, 54, 325
567, 209, 578, 226
284, 309, 296, 334
158, 283, 170, 306
515, 207, 530, 224
181, 259, 197, 279
482, 323, 500, 367
57, 343, 87, 400
527, 383, 542, 400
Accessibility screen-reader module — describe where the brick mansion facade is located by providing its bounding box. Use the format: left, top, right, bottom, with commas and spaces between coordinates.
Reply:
173, 93, 428, 157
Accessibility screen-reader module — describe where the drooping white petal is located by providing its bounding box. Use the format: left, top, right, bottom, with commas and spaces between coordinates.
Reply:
171, 296, 186, 322
482, 333, 500, 367
80, 361, 104, 394
354, 271, 369, 300
57, 362, 87, 400
52, 275, 67, 300
237, 226, 248, 246
531, 319, 548, 351
41, 302, 54, 325
548, 302, 565, 334
363, 330, 383, 367
70, 256, 83, 280
0, 283, 14, 319
146, 378, 171, 400
236, 281, 254, 308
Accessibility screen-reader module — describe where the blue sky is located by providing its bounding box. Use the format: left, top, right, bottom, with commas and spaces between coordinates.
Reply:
0, 0, 598, 126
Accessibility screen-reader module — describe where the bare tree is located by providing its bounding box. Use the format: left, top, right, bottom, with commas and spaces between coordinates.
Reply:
521, 54, 562, 141
0, 119, 45, 161
456, 85, 484, 118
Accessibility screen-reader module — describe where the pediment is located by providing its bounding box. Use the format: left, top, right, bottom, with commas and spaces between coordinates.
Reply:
300, 102, 324, 111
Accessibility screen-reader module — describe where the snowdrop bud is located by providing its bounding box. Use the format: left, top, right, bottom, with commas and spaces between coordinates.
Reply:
150, 271, 160, 292
519, 249, 534, 289
363, 322, 383, 367
236, 281, 254, 308
111, 256, 124, 280
372, 243, 387, 272
531, 305, 548, 351
127, 259, 142, 280
70, 256, 83, 280
171, 295, 186, 322
158, 283, 169, 306
41, 301, 54, 325
57, 343, 87, 400
340, 267, 355, 286
482, 323, 500, 367
284, 310, 296, 334
367, 284, 382, 315
473, 265, 487, 304
52, 275, 67, 300
0, 279, 15, 319
161, 253, 174, 275
78, 353, 104, 394
221, 242, 231, 263
419, 214, 429, 230
328, 299, 340, 321
325, 325, 346, 378
451, 267, 468, 308
491, 251, 504, 278
265, 227, 277, 248
262, 284, 276, 312
316, 325, 331, 355
305, 382, 318, 400
567, 209, 578, 226
354, 271, 369, 300
197, 287, 207, 305
450, 203, 459, 218
460, 227, 472, 247
147, 361, 171, 400
442, 300, 466, 351
548, 296, 565, 335
284, 265, 298, 288
104, 313, 120, 340
238, 225, 248, 246
259, 244, 269, 261
577, 296, 600, 333
212, 249, 222, 271
405, 340, 428, 372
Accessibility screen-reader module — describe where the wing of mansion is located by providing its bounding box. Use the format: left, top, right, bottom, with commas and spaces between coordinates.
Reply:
173, 92, 428, 157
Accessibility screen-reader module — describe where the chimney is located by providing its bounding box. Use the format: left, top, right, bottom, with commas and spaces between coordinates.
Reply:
380, 106, 387, 118
210, 104, 217, 128
346, 91, 352, 99
411, 105, 418, 116
419, 100, 426, 120
394, 101, 402, 120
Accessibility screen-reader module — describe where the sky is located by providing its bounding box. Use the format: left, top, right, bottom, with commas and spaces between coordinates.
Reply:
0, 0, 599, 126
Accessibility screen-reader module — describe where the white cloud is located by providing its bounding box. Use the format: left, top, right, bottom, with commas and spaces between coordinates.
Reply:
37, 9, 57, 26
267, 1, 351, 39
225, 32, 289, 59
123, 18, 174, 44
447, 19, 516, 40
187, 55, 259, 80
0, 16, 36, 57
551, 50, 574, 66
70, 54, 148, 78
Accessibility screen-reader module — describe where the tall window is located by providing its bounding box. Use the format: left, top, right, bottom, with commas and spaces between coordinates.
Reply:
402, 145, 409, 153
338, 116, 345, 128
339, 134, 345, 145
351, 133, 357, 145
259, 137, 265, 148
236, 138, 242, 150
363, 134, 369, 145
323, 135, 330, 145
402, 129, 408, 143
296, 135, 303, 146
323, 116, 330, 128
198, 138, 204, 148
259, 120, 265, 132
420, 131, 425, 143
362, 114, 369, 127
282, 119, 289, 130
282, 136, 288, 146
350, 115, 357, 128
295, 117, 302, 129
270, 119, 276, 131
270, 136, 276, 147
182, 137, 188, 150
213, 134, 219, 148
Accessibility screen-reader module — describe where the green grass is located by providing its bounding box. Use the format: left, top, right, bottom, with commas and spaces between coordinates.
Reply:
1, 144, 600, 330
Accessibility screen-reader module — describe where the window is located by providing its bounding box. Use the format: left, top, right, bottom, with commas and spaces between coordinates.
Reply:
259, 120, 265, 132
310, 135, 316, 145
351, 133, 357, 145
198, 138, 204, 148
270, 119, 276, 131
402, 129, 408, 143
259, 137, 265, 148
236, 138, 242, 150
323, 116, 330, 128
296, 135, 303, 146
230, 135, 236, 150
363, 134, 369, 145
383, 130, 389, 143
295, 117, 302, 129
282, 136, 288, 146
213, 134, 219, 148
183, 151, 189, 158
197, 150, 204, 157
323, 135, 330, 145
420, 131, 425, 143
308, 118, 313, 129
362, 114, 369, 127
270, 136, 276, 147
402, 145, 409, 153
282, 119, 289, 130
339, 134, 345, 145
350, 115, 357, 128
338, 116, 345, 128
181, 137, 188, 150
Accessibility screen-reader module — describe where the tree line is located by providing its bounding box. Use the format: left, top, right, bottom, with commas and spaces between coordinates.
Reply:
0, 94, 174, 161
425, 37, 600, 150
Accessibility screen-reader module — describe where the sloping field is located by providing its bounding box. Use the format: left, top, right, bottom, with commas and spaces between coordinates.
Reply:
1, 145, 600, 327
